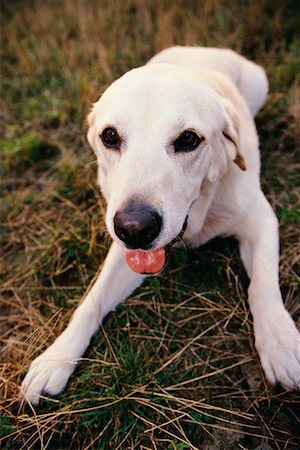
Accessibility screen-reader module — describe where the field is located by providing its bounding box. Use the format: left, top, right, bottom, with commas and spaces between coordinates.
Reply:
1, 0, 299, 448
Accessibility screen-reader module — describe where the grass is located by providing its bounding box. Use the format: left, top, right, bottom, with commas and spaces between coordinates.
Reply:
1, 0, 299, 448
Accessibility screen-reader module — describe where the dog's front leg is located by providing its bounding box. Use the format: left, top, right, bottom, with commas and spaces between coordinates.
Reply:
237, 191, 300, 390
21, 242, 144, 405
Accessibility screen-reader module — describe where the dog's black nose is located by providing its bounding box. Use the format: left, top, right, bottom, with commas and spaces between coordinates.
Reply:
114, 204, 162, 249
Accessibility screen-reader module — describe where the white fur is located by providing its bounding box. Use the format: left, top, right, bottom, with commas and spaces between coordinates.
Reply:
21, 46, 300, 405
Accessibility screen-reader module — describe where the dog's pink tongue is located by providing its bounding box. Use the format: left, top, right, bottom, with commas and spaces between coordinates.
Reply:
125, 248, 166, 274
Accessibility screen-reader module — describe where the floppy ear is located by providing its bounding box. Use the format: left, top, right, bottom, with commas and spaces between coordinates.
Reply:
221, 98, 246, 171
87, 106, 95, 127
86, 105, 96, 149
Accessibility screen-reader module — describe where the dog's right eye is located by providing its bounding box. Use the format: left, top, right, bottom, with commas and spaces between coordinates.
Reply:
100, 127, 121, 149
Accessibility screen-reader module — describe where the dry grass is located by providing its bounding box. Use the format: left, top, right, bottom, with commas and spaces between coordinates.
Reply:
1, 0, 299, 448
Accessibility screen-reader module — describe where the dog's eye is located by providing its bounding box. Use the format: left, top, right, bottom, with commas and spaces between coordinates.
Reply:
100, 127, 121, 149
174, 130, 204, 152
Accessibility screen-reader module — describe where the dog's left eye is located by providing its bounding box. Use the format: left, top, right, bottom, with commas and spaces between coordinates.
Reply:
100, 127, 121, 149
174, 130, 204, 152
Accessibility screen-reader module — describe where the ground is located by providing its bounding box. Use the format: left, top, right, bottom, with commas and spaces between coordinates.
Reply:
1, 0, 299, 449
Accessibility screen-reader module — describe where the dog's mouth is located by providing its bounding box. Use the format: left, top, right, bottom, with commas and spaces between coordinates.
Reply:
125, 216, 188, 275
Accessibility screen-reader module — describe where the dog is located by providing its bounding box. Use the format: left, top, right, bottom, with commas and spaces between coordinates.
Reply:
21, 46, 300, 405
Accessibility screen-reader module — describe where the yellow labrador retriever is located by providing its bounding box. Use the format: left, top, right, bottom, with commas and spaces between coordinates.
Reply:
21, 46, 300, 405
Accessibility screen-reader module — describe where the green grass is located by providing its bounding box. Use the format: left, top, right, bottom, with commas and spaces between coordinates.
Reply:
1, 0, 299, 448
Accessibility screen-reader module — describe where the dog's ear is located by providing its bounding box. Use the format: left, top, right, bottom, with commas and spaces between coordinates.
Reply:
222, 98, 246, 171
86, 105, 96, 149
87, 106, 95, 127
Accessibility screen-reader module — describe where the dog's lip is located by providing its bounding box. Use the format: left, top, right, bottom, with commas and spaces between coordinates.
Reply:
169, 215, 189, 247
161, 214, 188, 271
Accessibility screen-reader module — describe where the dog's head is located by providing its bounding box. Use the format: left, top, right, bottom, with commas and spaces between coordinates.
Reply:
87, 64, 245, 274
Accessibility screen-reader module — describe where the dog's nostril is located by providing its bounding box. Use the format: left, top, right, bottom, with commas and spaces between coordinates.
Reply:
114, 204, 162, 249
119, 230, 128, 240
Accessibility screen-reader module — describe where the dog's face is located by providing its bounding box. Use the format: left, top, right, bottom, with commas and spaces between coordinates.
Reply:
87, 64, 243, 274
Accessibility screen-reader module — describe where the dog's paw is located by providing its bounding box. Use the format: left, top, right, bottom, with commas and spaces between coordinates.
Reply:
21, 343, 78, 405
254, 308, 300, 390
